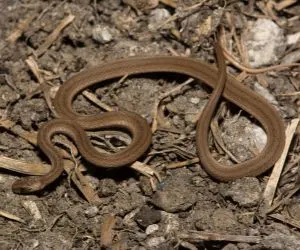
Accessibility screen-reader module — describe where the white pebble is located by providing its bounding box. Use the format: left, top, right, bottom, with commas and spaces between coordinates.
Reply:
146, 236, 166, 247
145, 224, 159, 235
92, 25, 113, 44
244, 19, 286, 67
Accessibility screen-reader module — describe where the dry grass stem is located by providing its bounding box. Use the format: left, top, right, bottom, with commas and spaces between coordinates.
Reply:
276, 91, 300, 97
262, 118, 300, 208
0, 119, 37, 145
63, 160, 101, 204
82, 90, 114, 112
35, 14, 75, 57
219, 30, 300, 74
274, 0, 298, 11
166, 157, 200, 169
269, 213, 300, 229
178, 231, 261, 243
100, 214, 116, 248
0, 209, 25, 224
0, 156, 50, 175
152, 77, 194, 132
6, 14, 35, 44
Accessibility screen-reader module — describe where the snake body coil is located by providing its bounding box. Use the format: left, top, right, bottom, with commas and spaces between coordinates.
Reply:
12, 44, 285, 193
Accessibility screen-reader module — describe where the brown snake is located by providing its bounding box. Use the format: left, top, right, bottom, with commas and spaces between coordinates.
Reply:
12, 43, 285, 193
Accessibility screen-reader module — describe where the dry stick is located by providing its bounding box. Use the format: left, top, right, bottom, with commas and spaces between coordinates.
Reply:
178, 231, 261, 244
35, 14, 75, 57
131, 161, 162, 190
0, 209, 25, 224
22, 200, 42, 220
269, 213, 300, 230
25, 56, 57, 116
153, 0, 208, 30
210, 104, 241, 164
25, 56, 44, 84
0, 119, 37, 145
261, 118, 300, 210
274, 0, 298, 11
267, 182, 300, 214
100, 214, 116, 248
159, 0, 177, 8
222, 45, 300, 74
265, 1, 279, 21
219, 31, 300, 74
276, 91, 300, 97
0, 156, 50, 175
6, 14, 36, 44
166, 157, 199, 169
152, 78, 194, 133
63, 160, 101, 204
82, 91, 114, 112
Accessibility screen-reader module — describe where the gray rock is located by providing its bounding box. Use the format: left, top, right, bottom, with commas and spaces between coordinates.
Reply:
134, 206, 161, 228
222, 116, 267, 162
243, 19, 286, 67
148, 8, 171, 30
92, 24, 114, 44
146, 236, 166, 247
220, 177, 261, 207
254, 82, 279, 106
98, 178, 118, 197
261, 233, 300, 250
145, 224, 159, 235
84, 206, 99, 218
222, 243, 238, 250
211, 208, 238, 233
151, 171, 197, 212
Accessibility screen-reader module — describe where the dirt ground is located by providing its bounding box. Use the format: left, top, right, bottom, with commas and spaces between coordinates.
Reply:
0, 0, 300, 249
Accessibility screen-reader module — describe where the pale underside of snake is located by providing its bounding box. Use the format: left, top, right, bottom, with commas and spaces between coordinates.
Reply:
12, 43, 285, 193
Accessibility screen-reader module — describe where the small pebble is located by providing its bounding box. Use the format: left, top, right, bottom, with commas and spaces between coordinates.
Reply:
146, 236, 166, 247
84, 206, 99, 218
190, 97, 200, 104
145, 224, 159, 235
92, 24, 113, 44
98, 178, 118, 197
243, 19, 286, 67
148, 8, 171, 30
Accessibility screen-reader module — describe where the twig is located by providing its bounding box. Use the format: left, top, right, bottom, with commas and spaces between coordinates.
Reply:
152, 78, 194, 133
0, 209, 25, 224
6, 14, 36, 44
0, 156, 50, 175
267, 183, 300, 214
25, 56, 57, 115
210, 104, 241, 164
269, 213, 300, 229
166, 157, 199, 169
63, 159, 101, 204
178, 231, 261, 244
22, 200, 42, 220
274, 0, 298, 11
0, 119, 37, 145
276, 91, 300, 97
261, 118, 300, 213
35, 14, 75, 57
159, 0, 177, 8
100, 214, 116, 248
219, 29, 300, 74
82, 90, 114, 112
130, 161, 161, 190
153, 0, 208, 30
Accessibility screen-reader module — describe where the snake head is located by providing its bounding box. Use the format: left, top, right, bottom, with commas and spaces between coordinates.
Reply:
12, 177, 45, 194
